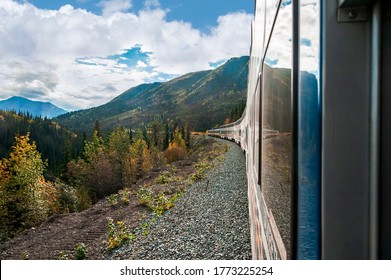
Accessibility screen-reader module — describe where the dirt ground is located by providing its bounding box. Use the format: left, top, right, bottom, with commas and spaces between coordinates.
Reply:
0, 136, 224, 260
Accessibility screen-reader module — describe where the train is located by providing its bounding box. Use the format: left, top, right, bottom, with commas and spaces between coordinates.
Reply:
208, 0, 390, 259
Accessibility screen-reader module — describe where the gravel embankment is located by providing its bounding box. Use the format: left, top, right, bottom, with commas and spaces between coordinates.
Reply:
112, 138, 251, 260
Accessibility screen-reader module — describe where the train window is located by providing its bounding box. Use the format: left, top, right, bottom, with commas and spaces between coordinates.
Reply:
261, 1, 292, 259
253, 77, 261, 182
297, 0, 321, 259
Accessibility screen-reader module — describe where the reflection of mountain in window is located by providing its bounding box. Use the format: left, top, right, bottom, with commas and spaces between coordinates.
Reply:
261, 0, 293, 259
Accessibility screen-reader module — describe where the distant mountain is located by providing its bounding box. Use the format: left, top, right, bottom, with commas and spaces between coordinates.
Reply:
0, 96, 67, 118
55, 56, 249, 132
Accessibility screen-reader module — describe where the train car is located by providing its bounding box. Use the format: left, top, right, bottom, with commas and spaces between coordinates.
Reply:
208, 0, 390, 259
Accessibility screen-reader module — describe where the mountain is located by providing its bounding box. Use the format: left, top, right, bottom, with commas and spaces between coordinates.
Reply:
262, 64, 292, 132
55, 56, 249, 132
0, 96, 67, 118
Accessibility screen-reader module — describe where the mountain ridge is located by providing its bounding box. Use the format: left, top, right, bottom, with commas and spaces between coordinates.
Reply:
0, 96, 67, 118
55, 56, 249, 132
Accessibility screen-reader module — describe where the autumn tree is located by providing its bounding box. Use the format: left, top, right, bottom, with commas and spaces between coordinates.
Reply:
107, 127, 133, 185
129, 138, 153, 180
0, 134, 58, 239
66, 130, 121, 202
164, 128, 187, 163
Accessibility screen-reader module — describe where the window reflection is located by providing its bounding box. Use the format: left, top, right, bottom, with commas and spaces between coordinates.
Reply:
261, 1, 292, 259
298, 0, 321, 260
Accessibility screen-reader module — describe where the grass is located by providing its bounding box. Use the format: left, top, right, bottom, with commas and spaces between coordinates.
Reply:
136, 187, 183, 216
154, 171, 184, 185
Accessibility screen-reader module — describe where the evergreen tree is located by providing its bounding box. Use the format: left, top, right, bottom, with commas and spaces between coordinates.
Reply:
94, 120, 101, 138
185, 124, 191, 148
141, 126, 150, 148
83, 130, 104, 163
163, 122, 170, 150
129, 127, 133, 144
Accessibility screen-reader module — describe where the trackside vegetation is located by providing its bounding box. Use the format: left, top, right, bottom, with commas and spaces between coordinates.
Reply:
0, 113, 191, 242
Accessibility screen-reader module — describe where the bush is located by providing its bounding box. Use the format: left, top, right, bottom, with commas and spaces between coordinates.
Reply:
136, 187, 154, 207
58, 250, 70, 260
106, 218, 135, 250
107, 194, 118, 206
118, 188, 132, 205
56, 181, 79, 213
75, 243, 87, 260
75, 186, 92, 211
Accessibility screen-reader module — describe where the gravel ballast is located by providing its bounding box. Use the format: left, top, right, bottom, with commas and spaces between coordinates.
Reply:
112, 137, 251, 260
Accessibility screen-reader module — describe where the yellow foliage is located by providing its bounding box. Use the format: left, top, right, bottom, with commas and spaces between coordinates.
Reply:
0, 133, 60, 238
37, 179, 60, 216
2, 133, 45, 191
128, 138, 153, 178
164, 128, 187, 163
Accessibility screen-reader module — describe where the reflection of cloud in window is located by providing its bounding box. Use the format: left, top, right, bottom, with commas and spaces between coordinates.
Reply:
265, 58, 278, 67
264, 4, 292, 69
300, 0, 319, 72
281, 0, 292, 7
260, 0, 319, 73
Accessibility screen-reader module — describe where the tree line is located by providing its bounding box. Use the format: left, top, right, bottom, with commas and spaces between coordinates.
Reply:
0, 110, 83, 176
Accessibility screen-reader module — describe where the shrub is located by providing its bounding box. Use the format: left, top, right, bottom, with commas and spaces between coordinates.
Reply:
75, 186, 92, 211
190, 162, 212, 181
56, 182, 78, 213
75, 243, 87, 260
106, 218, 135, 250
136, 186, 183, 216
136, 187, 154, 207
107, 194, 118, 206
20, 251, 29, 260
154, 171, 171, 184
58, 250, 70, 260
118, 188, 132, 205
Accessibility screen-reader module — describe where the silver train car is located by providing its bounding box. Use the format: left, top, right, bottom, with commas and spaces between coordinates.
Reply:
208, 0, 390, 259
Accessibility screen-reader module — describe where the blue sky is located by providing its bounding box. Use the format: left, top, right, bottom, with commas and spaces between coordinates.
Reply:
21, 0, 253, 31
1, 1, 253, 110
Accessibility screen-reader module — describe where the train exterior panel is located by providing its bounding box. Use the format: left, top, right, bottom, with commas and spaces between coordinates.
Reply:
208, 0, 390, 260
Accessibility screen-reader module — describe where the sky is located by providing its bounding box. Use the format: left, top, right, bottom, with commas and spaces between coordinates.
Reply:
0, 0, 254, 111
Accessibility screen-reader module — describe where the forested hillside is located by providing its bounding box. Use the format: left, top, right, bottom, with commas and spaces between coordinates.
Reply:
55, 56, 249, 133
0, 111, 192, 242
0, 110, 82, 175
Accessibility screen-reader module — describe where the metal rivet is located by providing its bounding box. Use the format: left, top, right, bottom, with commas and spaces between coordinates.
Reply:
348, 11, 357, 19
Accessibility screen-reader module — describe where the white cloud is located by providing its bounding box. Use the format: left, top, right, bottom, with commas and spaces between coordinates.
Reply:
0, 0, 252, 111
137, 61, 148, 67
144, 0, 160, 9
98, 0, 132, 16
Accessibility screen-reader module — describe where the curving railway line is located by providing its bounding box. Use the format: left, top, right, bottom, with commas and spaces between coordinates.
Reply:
208, 0, 391, 260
